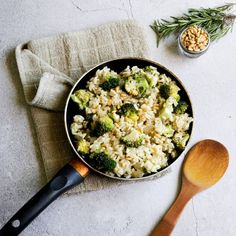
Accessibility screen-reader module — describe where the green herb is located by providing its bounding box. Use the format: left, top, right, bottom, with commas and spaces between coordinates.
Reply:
150, 3, 236, 46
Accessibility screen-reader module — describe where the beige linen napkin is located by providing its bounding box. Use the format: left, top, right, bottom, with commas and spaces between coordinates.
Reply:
15, 20, 170, 194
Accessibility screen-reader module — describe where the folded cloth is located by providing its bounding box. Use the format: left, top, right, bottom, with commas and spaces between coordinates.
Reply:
15, 20, 170, 194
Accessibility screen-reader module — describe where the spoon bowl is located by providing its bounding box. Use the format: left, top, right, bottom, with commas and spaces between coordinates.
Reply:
184, 139, 229, 188
151, 139, 229, 236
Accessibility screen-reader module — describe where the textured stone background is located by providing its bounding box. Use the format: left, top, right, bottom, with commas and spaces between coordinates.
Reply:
0, 0, 236, 235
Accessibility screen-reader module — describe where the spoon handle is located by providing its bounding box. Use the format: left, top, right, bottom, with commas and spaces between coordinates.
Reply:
151, 178, 199, 236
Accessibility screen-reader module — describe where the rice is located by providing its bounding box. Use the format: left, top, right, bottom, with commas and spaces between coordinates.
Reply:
70, 65, 193, 178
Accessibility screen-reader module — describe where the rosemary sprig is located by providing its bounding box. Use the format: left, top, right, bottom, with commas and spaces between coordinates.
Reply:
151, 3, 236, 46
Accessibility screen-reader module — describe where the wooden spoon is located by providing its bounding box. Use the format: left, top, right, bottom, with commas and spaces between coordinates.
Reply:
151, 139, 229, 236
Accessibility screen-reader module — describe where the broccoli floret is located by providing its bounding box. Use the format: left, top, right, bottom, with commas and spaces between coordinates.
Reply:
159, 83, 180, 101
89, 152, 116, 171
144, 66, 153, 72
170, 83, 180, 102
174, 101, 188, 114
163, 125, 175, 137
159, 105, 173, 121
144, 66, 159, 87
121, 130, 143, 147
94, 115, 114, 136
124, 77, 138, 96
77, 139, 90, 155
71, 89, 91, 110
119, 103, 139, 121
146, 75, 158, 88
173, 132, 190, 150
85, 113, 94, 129
125, 74, 150, 97
159, 84, 171, 99
85, 113, 93, 123
159, 97, 177, 121
100, 76, 120, 91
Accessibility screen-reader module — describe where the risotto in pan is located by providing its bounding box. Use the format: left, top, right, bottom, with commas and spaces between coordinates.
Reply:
70, 65, 193, 178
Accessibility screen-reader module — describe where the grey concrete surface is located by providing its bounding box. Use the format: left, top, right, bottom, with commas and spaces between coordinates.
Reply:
0, 0, 236, 235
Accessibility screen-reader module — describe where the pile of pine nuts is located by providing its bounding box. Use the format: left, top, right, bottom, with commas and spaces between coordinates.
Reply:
181, 25, 209, 52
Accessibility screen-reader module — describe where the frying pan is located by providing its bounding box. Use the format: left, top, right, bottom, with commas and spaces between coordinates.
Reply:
0, 58, 193, 235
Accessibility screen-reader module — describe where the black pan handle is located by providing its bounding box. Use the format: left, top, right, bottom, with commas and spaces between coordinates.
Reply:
0, 159, 90, 236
